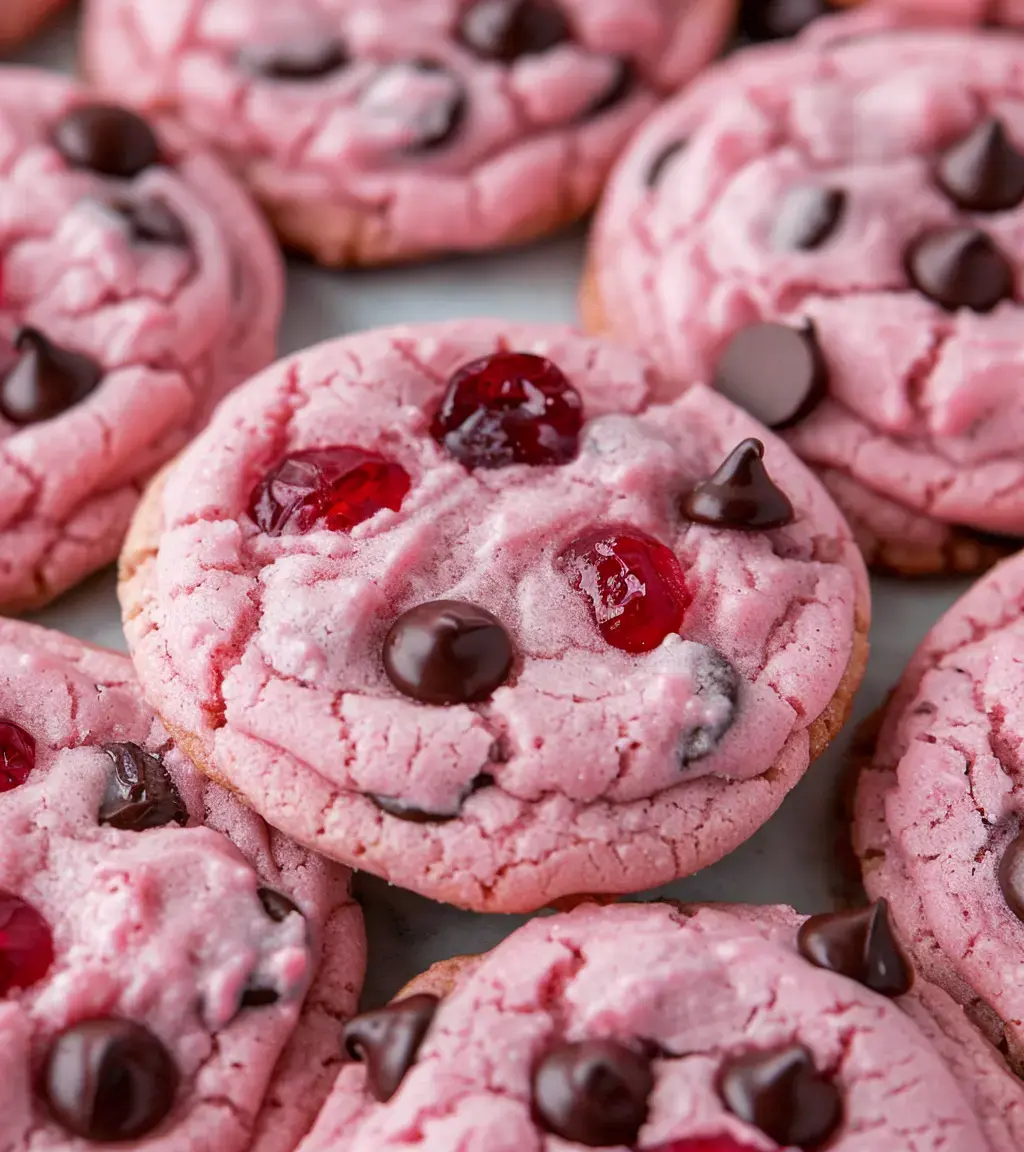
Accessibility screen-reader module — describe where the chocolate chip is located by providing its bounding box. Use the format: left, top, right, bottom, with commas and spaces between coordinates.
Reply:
52, 105, 160, 179
342, 994, 439, 1102
532, 1039, 654, 1147
459, 0, 570, 61
114, 196, 189, 247
0, 329, 104, 426
718, 1044, 842, 1149
797, 899, 914, 997
42, 1019, 179, 1141
370, 772, 495, 823
682, 439, 795, 531
998, 831, 1024, 921
679, 647, 740, 765
713, 322, 827, 429
383, 600, 514, 706
257, 888, 302, 923
738, 0, 835, 42
406, 63, 468, 152
238, 37, 349, 80
937, 118, 1024, 213
98, 742, 188, 832
645, 139, 687, 189
584, 59, 635, 119
905, 226, 1014, 313
771, 186, 846, 250
239, 984, 280, 1008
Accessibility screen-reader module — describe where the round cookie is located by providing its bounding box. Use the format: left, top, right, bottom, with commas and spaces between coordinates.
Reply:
585, 17, 1024, 575
298, 901, 1024, 1151
119, 320, 869, 913
854, 548, 1024, 1075
80, 0, 737, 266
0, 70, 282, 612
0, 0, 66, 48
0, 618, 365, 1149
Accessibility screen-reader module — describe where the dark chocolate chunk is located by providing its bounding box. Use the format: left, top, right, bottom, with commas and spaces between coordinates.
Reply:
238, 37, 349, 79
682, 438, 795, 531
771, 186, 846, 250
797, 899, 914, 997
713, 322, 827, 429
369, 772, 495, 824
904, 226, 1013, 313
998, 831, 1024, 922
458, 0, 571, 61
738, 0, 835, 42
43, 1018, 179, 1141
937, 118, 1024, 213
405, 63, 468, 152
0, 329, 104, 426
114, 196, 189, 246
53, 105, 160, 179
645, 139, 687, 189
383, 600, 514, 706
256, 888, 302, 923
679, 647, 740, 765
239, 983, 280, 1009
342, 994, 440, 1102
98, 742, 188, 832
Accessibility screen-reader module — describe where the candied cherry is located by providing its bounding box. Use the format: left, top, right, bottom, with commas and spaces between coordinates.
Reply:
0, 720, 35, 792
642, 1140, 763, 1152
249, 446, 410, 536
431, 351, 583, 469
0, 891, 54, 995
561, 528, 690, 654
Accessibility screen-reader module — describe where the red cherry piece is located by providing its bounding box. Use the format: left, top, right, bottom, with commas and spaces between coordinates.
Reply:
0, 720, 35, 792
643, 1139, 763, 1152
431, 351, 583, 469
561, 528, 691, 654
250, 447, 411, 536
0, 891, 54, 994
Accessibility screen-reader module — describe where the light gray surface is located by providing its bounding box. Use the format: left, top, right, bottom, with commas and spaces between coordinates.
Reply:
16, 8, 975, 1007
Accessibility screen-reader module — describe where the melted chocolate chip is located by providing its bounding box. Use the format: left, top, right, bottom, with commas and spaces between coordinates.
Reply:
97, 743, 188, 832
406, 62, 468, 152
342, 994, 439, 1102
905, 226, 1013, 313
682, 439, 795, 531
998, 831, 1024, 921
383, 600, 514, 706
239, 37, 349, 80
584, 59, 635, 119
239, 984, 280, 1008
797, 899, 914, 997
0, 329, 104, 426
114, 196, 189, 247
680, 647, 740, 766
52, 105, 160, 179
532, 1039, 654, 1147
459, 0, 571, 61
937, 118, 1024, 213
713, 322, 827, 429
43, 1019, 179, 1141
738, 0, 835, 42
771, 186, 846, 251
718, 1044, 842, 1149
645, 139, 687, 189
257, 888, 302, 923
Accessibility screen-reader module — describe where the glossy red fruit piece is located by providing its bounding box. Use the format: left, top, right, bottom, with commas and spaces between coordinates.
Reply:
250, 447, 411, 536
0, 891, 54, 994
561, 527, 691, 654
642, 1139, 763, 1152
0, 720, 35, 792
431, 351, 583, 469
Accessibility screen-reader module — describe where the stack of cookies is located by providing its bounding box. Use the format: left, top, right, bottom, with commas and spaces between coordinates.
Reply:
1, 1, 1024, 1149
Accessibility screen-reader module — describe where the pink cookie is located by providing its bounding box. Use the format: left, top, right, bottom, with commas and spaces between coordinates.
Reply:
299, 901, 1024, 1151
0, 0, 65, 48
0, 619, 365, 1149
119, 320, 869, 913
79, 0, 736, 266
586, 16, 1024, 575
0, 70, 282, 612
854, 548, 1024, 1075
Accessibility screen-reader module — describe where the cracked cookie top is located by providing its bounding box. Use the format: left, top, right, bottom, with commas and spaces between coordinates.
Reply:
298, 902, 1024, 1152
856, 548, 1024, 1074
80, 0, 735, 264
0, 69, 281, 611
588, 15, 1024, 546
0, 619, 364, 1150
120, 320, 867, 912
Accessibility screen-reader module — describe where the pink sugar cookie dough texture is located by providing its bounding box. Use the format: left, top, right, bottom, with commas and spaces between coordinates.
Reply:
0, 0, 65, 47
119, 320, 869, 913
0, 618, 365, 1150
299, 902, 1024, 1152
0, 70, 282, 612
855, 549, 1024, 1076
80, 0, 736, 266
586, 15, 1024, 575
